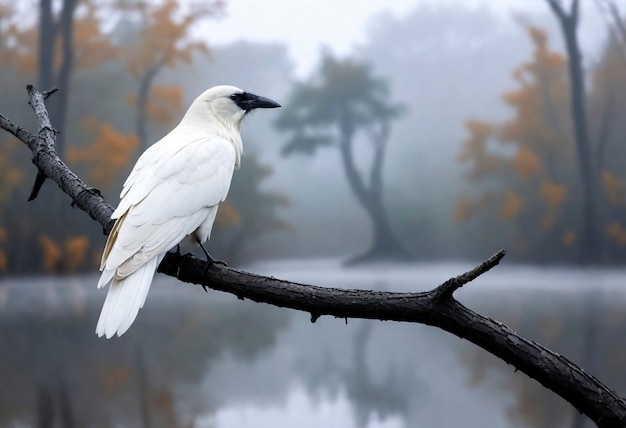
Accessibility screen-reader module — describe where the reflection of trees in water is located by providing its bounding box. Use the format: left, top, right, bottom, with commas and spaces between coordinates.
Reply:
343, 321, 416, 427
461, 289, 626, 428
36, 379, 74, 428
298, 320, 426, 427
0, 279, 290, 427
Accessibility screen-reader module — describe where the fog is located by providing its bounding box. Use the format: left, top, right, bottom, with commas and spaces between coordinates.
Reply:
2, 261, 626, 426
1, 1, 626, 427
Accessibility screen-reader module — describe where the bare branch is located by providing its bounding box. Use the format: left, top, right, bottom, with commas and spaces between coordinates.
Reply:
433, 249, 506, 299
6, 85, 115, 232
2, 85, 626, 427
546, 0, 567, 21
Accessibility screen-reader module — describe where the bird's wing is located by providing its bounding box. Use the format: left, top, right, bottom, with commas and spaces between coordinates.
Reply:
101, 133, 236, 276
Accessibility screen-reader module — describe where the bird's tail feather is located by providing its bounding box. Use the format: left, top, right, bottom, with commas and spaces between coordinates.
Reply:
96, 256, 159, 338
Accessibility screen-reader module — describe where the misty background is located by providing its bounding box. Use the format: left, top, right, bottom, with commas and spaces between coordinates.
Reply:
1, 0, 626, 427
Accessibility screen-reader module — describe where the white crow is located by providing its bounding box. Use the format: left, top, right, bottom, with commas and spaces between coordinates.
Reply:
96, 85, 280, 338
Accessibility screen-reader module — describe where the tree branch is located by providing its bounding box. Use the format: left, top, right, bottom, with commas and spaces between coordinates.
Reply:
2, 85, 626, 427
433, 249, 506, 300
547, 0, 568, 21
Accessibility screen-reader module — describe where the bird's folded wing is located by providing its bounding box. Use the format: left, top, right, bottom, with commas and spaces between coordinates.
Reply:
102, 134, 236, 275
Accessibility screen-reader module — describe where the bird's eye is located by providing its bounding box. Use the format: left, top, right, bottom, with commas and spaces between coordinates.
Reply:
230, 94, 238, 101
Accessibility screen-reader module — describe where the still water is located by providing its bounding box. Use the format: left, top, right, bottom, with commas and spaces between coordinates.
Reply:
1, 259, 626, 427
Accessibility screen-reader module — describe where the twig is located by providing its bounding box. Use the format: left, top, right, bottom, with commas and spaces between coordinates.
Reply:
433, 249, 506, 299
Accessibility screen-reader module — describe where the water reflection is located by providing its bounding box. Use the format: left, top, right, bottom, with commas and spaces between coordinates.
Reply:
1, 260, 626, 427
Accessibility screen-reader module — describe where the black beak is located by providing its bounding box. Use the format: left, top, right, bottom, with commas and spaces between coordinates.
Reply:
239, 92, 281, 111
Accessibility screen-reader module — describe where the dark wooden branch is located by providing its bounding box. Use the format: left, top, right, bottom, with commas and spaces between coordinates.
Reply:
2, 85, 626, 427
433, 249, 506, 300
6, 85, 116, 232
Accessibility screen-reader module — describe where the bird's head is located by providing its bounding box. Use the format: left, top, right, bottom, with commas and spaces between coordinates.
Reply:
189, 85, 281, 128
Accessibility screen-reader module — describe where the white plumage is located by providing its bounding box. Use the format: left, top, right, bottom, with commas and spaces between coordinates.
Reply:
96, 85, 280, 338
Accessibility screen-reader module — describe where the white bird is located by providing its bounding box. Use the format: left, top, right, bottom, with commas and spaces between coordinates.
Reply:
96, 85, 280, 338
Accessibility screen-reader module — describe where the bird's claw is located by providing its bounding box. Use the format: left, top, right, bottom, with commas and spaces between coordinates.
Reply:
176, 250, 194, 277
200, 258, 227, 277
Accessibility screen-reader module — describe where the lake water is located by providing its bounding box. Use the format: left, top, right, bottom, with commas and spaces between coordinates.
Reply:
1, 259, 626, 427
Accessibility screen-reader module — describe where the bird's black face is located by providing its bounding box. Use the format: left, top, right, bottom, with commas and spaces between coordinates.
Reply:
229, 92, 281, 113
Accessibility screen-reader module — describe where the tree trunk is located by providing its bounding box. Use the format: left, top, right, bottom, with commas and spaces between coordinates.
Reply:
49, 0, 77, 157
547, 0, 601, 263
137, 61, 164, 150
337, 118, 410, 264
37, 0, 54, 90
58, 377, 75, 428
37, 0, 77, 157
36, 386, 54, 428
136, 348, 152, 428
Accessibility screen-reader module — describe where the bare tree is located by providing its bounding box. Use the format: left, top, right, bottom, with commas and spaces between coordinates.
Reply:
546, 0, 602, 263
276, 55, 410, 264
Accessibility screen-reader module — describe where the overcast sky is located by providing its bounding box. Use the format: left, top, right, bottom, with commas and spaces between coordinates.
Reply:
197, 0, 609, 77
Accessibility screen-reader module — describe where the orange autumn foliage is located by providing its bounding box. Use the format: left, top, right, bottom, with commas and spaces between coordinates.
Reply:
100, 365, 132, 397
453, 196, 473, 223
65, 235, 89, 272
0, 140, 23, 202
500, 191, 523, 219
456, 22, 584, 258
561, 231, 576, 247
458, 120, 502, 179
0, 0, 116, 74
215, 200, 241, 227
540, 180, 567, 211
68, 117, 138, 186
39, 235, 63, 272
602, 170, 626, 207
72, 1, 118, 69
38, 234, 91, 272
0, 227, 6, 272
120, 0, 221, 78
606, 222, 626, 247
512, 146, 542, 179
126, 85, 183, 125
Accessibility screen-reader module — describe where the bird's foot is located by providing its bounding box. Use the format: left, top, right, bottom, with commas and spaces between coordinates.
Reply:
197, 241, 228, 269
176, 250, 195, 277
200, 257, 227, 277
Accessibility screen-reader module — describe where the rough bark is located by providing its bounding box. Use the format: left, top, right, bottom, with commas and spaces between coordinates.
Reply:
1, 85, 626, 427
